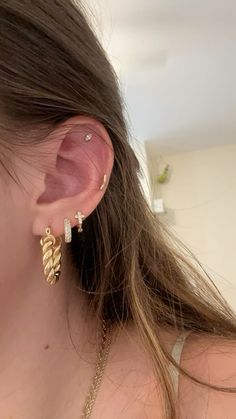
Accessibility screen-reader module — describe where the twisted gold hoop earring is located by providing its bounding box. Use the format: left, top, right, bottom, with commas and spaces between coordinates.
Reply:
40, 227, 62, 285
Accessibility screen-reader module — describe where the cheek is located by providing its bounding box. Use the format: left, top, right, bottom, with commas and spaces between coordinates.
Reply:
0, 177, 33, 283
0, 179, 14, 246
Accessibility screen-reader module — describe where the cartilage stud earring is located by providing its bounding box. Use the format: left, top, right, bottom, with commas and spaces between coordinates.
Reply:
84, 133, 93, 142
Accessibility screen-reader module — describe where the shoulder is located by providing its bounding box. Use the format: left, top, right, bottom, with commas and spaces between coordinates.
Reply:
179, 332, 236, 419
108, 324, 236, 418
103, 323, 180, 417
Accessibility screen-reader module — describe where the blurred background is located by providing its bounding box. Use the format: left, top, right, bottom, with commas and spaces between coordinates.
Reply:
85, 0, 236, 310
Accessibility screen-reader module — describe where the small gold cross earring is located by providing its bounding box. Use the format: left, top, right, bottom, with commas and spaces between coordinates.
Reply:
75, 211, 85, 233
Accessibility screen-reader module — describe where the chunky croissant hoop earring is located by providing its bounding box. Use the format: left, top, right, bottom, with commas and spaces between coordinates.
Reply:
40, 227, 62, 285
64, 218, 72, 243
75, 211, 85, 233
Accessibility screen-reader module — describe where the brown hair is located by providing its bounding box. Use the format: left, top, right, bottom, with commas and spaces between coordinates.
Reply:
0, 1, 235, 417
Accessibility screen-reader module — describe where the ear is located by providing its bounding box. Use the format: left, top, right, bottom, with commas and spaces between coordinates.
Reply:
32, 116, 114, 237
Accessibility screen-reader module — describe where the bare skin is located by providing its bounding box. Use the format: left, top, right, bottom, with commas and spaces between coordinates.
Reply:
0, 115, 114, 419
0, 115, 235, 418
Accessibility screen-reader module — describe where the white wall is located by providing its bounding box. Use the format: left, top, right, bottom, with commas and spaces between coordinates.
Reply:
146, 143, 236, 310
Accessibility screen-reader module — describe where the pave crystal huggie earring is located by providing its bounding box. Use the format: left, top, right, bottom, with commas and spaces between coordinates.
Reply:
64, 218, 72, 243
40, 227, 62, 285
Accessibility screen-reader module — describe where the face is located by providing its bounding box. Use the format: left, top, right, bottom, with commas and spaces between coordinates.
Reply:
0, 147, 42, 294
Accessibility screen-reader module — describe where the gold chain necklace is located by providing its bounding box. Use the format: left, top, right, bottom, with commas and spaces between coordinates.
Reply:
80, 319, 113, 418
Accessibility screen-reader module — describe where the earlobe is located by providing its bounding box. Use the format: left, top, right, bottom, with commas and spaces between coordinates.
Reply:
32, 116, 114, 237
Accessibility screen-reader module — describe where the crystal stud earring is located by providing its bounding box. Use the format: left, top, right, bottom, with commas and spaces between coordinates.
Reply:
84, 133, 93, 142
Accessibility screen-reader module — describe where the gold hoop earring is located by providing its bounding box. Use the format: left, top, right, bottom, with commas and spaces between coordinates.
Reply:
64, 218, 72, 243
99, 174, 107, 191
75, 211, 85, 233
40, 227, 62, 285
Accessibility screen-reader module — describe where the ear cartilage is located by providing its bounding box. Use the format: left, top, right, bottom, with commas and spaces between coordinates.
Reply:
64, 218, 72, 243
84, 133, 93, 142
99, 174, 107, 191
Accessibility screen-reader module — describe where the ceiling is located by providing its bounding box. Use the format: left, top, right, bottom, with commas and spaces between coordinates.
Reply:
85, 0, 236, 153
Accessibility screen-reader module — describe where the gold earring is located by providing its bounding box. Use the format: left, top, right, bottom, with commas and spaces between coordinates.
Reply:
99, 174, 107, 191
40, 227, 62, 285
64, 218, 72, 243
75, 211, 85, 233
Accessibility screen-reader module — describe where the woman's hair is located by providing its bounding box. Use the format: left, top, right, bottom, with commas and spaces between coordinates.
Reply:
0, 1, 236, 417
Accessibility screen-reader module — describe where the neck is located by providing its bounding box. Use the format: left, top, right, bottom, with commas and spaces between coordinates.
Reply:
0, 239, 101, 418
